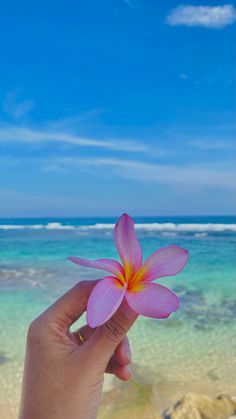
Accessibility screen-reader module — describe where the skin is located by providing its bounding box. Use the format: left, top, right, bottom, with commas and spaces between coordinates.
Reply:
18, 280, 137, 419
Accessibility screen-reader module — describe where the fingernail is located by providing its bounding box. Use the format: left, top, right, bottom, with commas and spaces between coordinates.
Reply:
126, 366, 133, 380
126, 342, 132, 362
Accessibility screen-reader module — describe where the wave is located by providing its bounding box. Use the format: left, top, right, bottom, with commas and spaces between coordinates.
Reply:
194, 232, 208, 238
132, 223, 236, 232
0, 222, 236, 232
45, 222, 75, 230
0, 222, 75, 231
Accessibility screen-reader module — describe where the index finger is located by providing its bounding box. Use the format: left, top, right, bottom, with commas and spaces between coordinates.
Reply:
42, 280, 98, 329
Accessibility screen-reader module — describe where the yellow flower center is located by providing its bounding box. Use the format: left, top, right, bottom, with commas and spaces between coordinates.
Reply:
116, 262, 147, 292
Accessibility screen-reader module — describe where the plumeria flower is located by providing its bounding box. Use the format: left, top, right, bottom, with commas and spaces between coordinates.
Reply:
69, 213, 189, 328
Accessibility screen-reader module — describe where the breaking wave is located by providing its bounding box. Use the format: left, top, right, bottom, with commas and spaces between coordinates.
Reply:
0, 222, 236, 232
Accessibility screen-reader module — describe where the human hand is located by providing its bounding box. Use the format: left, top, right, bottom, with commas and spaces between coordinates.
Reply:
18, 280, 137, 419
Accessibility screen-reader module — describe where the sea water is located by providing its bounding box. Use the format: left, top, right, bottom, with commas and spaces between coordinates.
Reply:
0, 216, 236, 417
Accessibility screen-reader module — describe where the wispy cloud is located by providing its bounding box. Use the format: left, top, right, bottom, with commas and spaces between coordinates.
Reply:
123, 0, 137, 8
0, 124, 153, 153
166, 4, 236, 28
2, 89, 34, 119
180, 73, 188, 80
42, 156, 236, 190
189, 138, 236, 150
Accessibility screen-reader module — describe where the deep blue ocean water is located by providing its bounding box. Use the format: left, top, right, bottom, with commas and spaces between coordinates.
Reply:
0, 215, 236, 416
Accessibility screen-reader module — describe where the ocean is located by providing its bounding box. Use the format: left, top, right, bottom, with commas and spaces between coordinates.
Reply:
0, 215, 236, 417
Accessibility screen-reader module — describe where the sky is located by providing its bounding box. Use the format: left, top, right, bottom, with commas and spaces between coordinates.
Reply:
0, 0, 235, 217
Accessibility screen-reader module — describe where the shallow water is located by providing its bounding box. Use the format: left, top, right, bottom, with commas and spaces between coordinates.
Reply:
0, 216, 236, 417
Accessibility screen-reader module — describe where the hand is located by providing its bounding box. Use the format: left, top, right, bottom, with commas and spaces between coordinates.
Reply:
18, 280, 137, 419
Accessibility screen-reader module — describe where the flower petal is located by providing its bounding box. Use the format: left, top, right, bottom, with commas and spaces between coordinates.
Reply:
140, 245, 189, 282
68, 257, 124, 277
125, 282, 179, 318
87, 276, 127, 328
114, 213, 142, 273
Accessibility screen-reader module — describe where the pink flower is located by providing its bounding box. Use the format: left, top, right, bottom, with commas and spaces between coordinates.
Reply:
69, 213, 189, 328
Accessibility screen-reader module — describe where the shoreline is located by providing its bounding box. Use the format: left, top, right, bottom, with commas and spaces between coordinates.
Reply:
1, 388, 235, 419
100, 365, 236, 417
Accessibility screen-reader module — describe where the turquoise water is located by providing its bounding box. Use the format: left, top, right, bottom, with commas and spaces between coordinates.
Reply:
0, 216, 236, 416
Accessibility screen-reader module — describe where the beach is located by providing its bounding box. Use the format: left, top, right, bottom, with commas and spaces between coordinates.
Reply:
0, 216, 236, 418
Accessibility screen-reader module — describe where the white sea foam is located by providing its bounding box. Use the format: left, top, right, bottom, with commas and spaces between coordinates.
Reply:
45, 222, 75, 230
195, 232, 208, 238
134, 223, 236, 232
30, 224, 44, 229
79, 223, 114, 230
79, 222, 236, 232
0, 222, 235, 232
161, 232, 178, 237
0, 222, 75, 230
0, 224, 26, 230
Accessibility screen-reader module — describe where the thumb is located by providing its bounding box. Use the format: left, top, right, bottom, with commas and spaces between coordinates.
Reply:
40, 280, 98, 330
86, 300, 138, 366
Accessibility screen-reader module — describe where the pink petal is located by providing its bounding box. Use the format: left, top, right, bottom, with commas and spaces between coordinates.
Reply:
87, 276, 127, 328
68, 257, 124, 277
125, 282, 179, 319
114, 213, 142, 272
141, 245, 189, 282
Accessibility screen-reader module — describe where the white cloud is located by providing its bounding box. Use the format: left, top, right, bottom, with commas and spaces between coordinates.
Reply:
0, 124, 152, 153
2, 90, 34, 119
124, 0, 137, 8
41, 156, 236, 190
190, 139, 236, 150
166, 4, 236, 28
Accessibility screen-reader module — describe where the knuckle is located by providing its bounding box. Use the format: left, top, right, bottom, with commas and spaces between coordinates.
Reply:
75, 280, 90, 305
27, 316, 47, 344
102, 317, 126, 344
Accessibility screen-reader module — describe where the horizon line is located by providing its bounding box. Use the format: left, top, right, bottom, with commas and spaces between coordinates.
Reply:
0, 214, 235, 220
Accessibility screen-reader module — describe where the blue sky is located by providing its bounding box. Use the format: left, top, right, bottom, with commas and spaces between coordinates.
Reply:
0, 1, 235, 217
